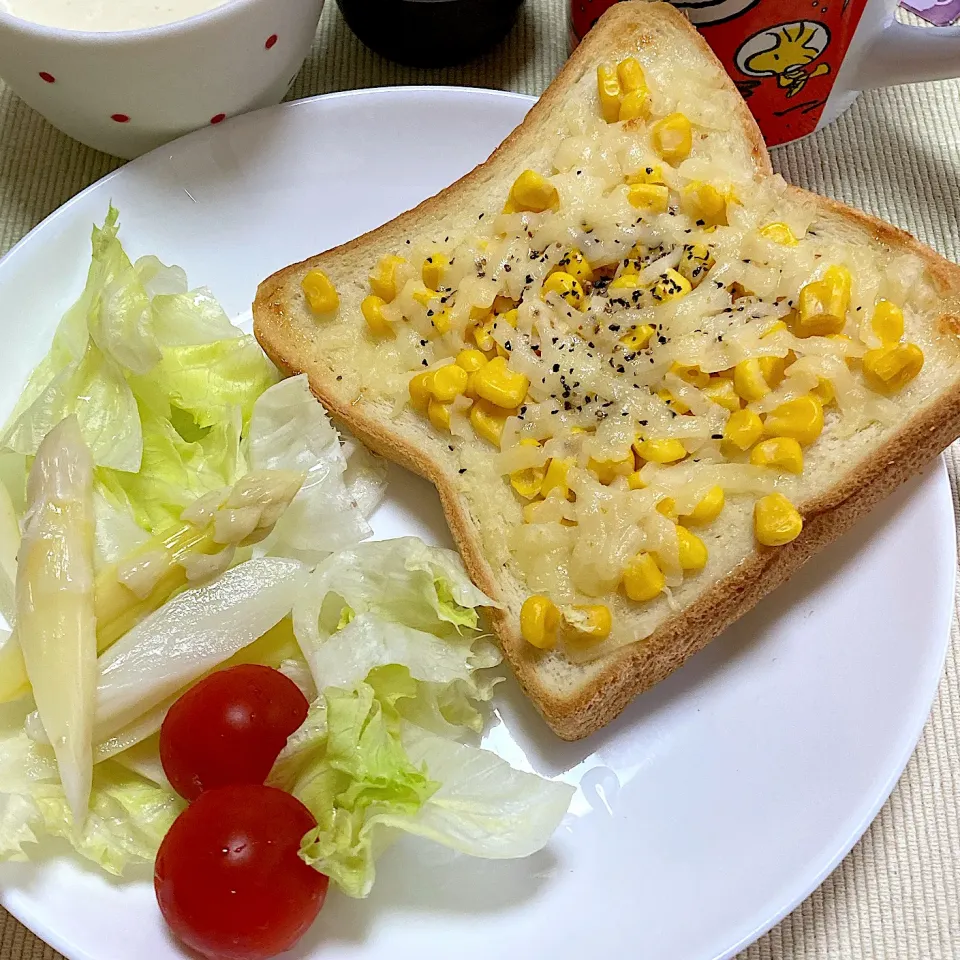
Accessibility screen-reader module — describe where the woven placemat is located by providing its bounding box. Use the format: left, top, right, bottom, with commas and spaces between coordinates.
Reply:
0, 1, 957, 957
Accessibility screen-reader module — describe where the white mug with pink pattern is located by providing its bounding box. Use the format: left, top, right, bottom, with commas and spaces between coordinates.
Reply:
0, 0, 325, 159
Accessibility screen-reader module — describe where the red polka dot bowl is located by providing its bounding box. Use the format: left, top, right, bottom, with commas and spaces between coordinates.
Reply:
0, 0, 325, 158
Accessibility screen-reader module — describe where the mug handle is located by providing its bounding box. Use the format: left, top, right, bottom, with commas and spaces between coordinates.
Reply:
852, 19, 960, 89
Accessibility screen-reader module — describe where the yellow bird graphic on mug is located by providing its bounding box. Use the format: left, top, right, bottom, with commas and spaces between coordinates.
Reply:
736, 20, 832, 98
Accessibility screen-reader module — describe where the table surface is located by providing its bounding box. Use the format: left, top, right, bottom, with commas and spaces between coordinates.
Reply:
0, 2, 957, 958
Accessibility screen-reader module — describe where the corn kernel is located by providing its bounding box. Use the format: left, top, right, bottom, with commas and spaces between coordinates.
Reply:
408, 372, 433, 412
758, 355, 788, 388
510, 438, 546, 499
702, 378, 741, 412
652, 112, 693, 165
301, 269, 339, 315
764, 395, 824, 446
634, 438, 687, 464
761, 319, 789, 338
656, 496, 677, 520
469, 399, 512, 447
609, 273, 643, 292
683, 486, 724, 525
541, 457, 573, 500
723, 409, 763, 451
862, 342, 924, 393
650, 268, 692, 303
588, 453, 634, 485
422, 252, 449, 290
430, 363, 469, 403
759, 222, 799, 246
621, 324, 655, 351
682, 181, 730, 227
627, 470, 647, 490
510, 170, 559, 213
431, 308, 451, 335
669, 362, 711, 389
469, 318, 496, 353
626, 165, 665, 185
750, 436, 804, 474
520, 595, 560, 649
811, 377, 836, 406
617, 56, 646, 92
542, 271, 584, 309
565, 604, 612, 641
657, 388, 690, 415
754, 493, 803, 546
554, 249, 592, 285
360, 295, 392, 337
619, 89, 650, 122
871, 300, 905, 345
677, 242, 713, 288
623, 552, 665, 602
597, 63, 622, 123
628, 183, 670, 213
412, 285, 439, 307
733, 358, 772, 402
796, 265, 852, 337
369, 255, 407, 301
456, 349, 488, 374
472, 356, 529, 409
428, 399, 452, 432
676, 525, 708, 572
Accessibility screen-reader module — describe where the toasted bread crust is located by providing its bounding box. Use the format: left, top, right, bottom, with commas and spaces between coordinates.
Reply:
254, 2, 960, 739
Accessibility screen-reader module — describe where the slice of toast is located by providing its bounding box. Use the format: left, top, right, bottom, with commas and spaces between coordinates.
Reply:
253, 1, 960, 740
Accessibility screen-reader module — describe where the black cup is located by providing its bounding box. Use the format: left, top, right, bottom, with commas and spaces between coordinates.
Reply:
337, 0, 525, 67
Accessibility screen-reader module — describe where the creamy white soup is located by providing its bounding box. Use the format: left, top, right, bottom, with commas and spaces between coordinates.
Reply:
0, 0, 231, 32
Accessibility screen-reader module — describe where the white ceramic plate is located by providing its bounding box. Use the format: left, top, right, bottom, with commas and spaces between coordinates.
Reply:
0, 88, 953, 960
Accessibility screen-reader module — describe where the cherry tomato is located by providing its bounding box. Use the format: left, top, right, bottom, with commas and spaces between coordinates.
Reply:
160, 664, 308, 801
155, 784, 328, 960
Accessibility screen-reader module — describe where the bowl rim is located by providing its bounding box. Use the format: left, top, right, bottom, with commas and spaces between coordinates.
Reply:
0, 0, 301, 43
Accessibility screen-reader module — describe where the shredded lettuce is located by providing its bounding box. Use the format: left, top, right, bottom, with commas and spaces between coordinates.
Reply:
150, 289, 242, 346
100, 404, 244, 535
0, 725, 181, 875
290, 683, 438, 897
1, 342, 143, 472
293, 538, 501, 738
0, 479, 19, 625
271, 676, 573, 898
134, 255, 187, 299
294, 537, 496, 650
0, 209, 147, 471
397, 725, 574, 859
32, 762, 182, 875
79, 219, 160, 377
92, 484, 149, 571
247, 376, 384, 562
268, 538, 570, 899
128, 337, 277, 431
1, 206, 276, 533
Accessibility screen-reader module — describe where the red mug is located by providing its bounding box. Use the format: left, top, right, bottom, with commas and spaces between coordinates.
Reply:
571, 0, 960, 145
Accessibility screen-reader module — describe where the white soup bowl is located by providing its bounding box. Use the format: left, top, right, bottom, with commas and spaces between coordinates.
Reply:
0, 0, 325, 158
